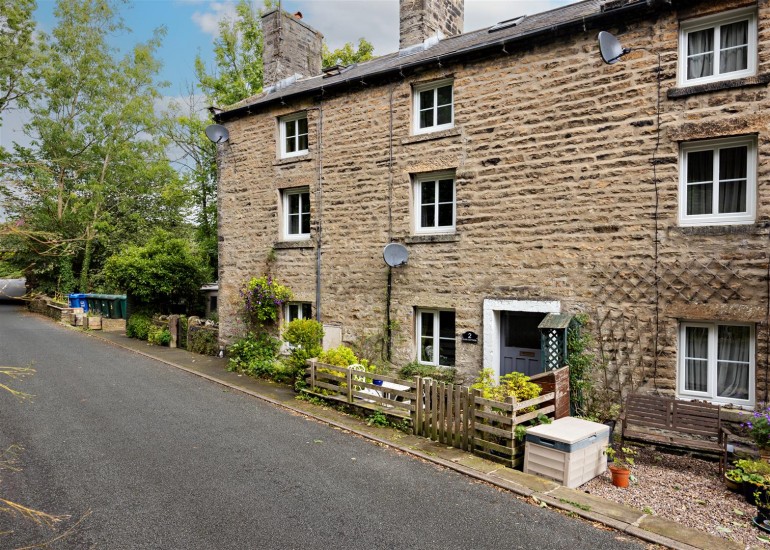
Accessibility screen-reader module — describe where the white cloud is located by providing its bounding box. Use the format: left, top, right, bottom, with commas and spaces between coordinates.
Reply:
191, 1, 238, 38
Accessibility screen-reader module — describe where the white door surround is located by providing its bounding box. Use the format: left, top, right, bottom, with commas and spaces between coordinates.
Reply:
482, 299, 561, 380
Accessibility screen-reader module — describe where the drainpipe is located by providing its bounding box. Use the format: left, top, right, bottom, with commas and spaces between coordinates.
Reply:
315, 98, 324, 322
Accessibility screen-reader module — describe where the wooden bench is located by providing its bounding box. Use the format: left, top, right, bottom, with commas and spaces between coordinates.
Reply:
621, 393, 728, 473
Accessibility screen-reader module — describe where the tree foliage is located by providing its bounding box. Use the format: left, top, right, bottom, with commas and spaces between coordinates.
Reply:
322, 38, 374, 68
0, 0, 187, 296
103, 232, 208, 309
0, 0, 44, 123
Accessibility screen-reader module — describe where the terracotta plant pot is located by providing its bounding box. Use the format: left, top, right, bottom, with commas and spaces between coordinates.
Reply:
609, 464, 631, 488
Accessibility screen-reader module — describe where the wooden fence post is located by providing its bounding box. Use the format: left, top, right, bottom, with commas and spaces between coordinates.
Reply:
309, 359, 316, 390
413, 376, 422, 436
469, 388, 480, 452
506, 395, 516, 468
346, 367, 353, 403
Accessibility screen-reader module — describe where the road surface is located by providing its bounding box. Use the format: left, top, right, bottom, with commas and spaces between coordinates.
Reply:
0, 304, 643, 549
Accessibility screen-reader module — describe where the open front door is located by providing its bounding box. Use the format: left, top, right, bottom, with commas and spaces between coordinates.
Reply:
500, 311, 546, 377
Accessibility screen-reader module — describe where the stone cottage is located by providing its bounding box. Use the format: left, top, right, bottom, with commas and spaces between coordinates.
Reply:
213, 0, 770, 410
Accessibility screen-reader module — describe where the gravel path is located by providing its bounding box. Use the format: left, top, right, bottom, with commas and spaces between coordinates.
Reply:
581, 446, 764, 549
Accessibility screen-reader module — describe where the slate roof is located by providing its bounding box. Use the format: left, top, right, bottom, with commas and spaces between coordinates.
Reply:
215, 0, 659, 121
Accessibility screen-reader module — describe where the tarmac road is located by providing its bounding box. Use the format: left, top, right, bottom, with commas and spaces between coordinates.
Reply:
0, 304, 644, 549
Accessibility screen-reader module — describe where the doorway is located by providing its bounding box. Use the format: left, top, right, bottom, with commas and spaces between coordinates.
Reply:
482, 299, 561, 381
500, 311, 546, 376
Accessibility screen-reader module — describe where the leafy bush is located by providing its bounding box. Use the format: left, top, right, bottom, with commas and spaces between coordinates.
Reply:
240, 276, 292, 328
318, 345, 359, 367
188, 326, 219, 356
103, 232, 209, 311
147, 325, 171, 346
471, 368, 541, 406
283, 319, 324, 373
398, 360, 455, 384
127, 313, 152, 340
228, 333, 281, 376
178, 316, 189, 349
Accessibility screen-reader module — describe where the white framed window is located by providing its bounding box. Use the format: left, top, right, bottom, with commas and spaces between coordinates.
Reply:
679, 136, 756, 226
279, 112, 309, 158
413, 79, 453, 134
286, 302, 312, 323
678, 321, 755, 407
678, 8, 757, 86
414, 171, 455, 234
282, 187, 310, 240
416, 309, 455, 368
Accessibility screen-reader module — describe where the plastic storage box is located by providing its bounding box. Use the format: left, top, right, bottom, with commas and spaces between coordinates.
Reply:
524, 417, 609, 488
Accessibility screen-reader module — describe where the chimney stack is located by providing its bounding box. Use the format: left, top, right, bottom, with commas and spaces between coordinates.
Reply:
262, 9, 323, 89
399, 0, 464, 49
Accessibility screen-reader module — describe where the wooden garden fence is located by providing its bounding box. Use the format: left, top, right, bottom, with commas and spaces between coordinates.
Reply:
303, 361, 570, 468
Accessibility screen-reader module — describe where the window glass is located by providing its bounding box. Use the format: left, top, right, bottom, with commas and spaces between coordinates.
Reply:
416, 174, 455, 233
415, 81, 453, 133
687, 29, 714, 80
718, 146, 747, 214
680, 322, 754, 405
720, 21, 748, 73
417, 309, 455, 367
284, 189, 310, 239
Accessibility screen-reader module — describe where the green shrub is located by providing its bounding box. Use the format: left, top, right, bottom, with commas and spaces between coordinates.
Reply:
283, 319, 324, 373
398, 360, 455, 384
127, 313, 152, 340
241, 276, 293, 329
471, 368, 542, 406
228, 333, 281, 376
318, 345, 359, 367
188, 326, 219, 356
147, 325, 171, 346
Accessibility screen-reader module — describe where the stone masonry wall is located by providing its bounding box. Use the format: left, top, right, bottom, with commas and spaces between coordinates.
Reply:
219, 0, 770, 404
399, 0, 464, 49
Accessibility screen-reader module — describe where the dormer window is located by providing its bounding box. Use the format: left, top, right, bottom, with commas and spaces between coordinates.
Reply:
413, 79, 454, 134
679, 8, 757, 86
279, 112, 308, 158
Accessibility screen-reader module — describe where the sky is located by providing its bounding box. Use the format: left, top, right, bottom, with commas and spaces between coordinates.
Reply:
0, 0, 579, 150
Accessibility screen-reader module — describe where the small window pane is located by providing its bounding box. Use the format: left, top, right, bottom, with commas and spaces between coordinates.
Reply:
289, 193, 300, 213
717, 362, 749, 399
687, 29, 714, 79
687, 150, 713, 183
687, 183, 713, 215
718, 325, 750, 363
438, 179, 453, 203
285, 119, 296, 138
439, 311, 455, 338
300, 192, 310, 213
298, 117, 308, 134
420, 89, 434, 109
420, 108, 433, 129
288, 304, 299, 322
437, 105, 452, 126
421, 312, 434, 337
421, 205, 435, 228
436, 85, 452, 106
719, 146, 747, 180
437, 203, 453, 227
439, 338, 455, 367
685, 359, 708, 392
421, 181, 436, 205
298, 134, 308, 151
301, 303, 312, 319
720, 21, 748, 73
719, 180, 746, 213
289, 214, 299, 234
301, 212, 311, 234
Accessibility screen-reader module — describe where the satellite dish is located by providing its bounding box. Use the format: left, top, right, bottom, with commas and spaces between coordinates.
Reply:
205, 124, 230, 143
383, 243, 409, 267
598, 31, 630, 64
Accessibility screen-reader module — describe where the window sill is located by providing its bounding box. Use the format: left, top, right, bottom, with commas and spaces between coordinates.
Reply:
675, 223, 762, 236
273, 240, 314, 250
401, 128, 461, 146
273, 154, 313, 167
668, 73, 770, 99
405, 234, 459, 244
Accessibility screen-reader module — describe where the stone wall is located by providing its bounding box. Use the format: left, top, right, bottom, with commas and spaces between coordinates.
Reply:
218, 0, 770, 403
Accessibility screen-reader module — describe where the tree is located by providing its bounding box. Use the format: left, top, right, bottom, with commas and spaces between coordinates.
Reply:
103, 231, 209, 312
0, 0, 44, 123
162, 92, 218, 276
196, 1, 375, 107
0, 0, 187, 296
194, 0, 271, 107
322, 38, 374, 68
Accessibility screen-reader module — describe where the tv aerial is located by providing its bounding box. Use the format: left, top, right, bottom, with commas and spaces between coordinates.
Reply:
383, 243, 409, 267
205, 124, 230, 143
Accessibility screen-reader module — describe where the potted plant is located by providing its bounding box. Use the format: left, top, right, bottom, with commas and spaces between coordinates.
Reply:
754, 487, 770, 532
604, 446, 637, 488
734, 459, 770, 504
724, 465, 744, 493
741, 405, 770, 459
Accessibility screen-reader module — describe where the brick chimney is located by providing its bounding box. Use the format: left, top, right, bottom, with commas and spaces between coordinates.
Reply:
262, 9, 323, 89
399, 0, 464, 49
